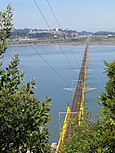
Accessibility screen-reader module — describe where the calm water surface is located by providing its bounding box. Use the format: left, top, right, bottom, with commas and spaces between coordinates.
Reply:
4, 44, 115, 143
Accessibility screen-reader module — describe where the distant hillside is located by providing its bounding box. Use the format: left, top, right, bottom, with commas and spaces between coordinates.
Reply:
94, 31, 115, 35
78, 31, 94, 35
9, 28, 115, 39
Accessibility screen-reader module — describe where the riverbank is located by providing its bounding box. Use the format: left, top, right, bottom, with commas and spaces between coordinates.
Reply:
7, 38, 115, 47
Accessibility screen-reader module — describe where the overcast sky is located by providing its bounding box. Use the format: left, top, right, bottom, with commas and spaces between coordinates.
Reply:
1, 0, 115, 32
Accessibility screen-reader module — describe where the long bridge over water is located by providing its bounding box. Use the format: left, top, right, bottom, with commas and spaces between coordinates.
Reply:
55, 44, 88, 152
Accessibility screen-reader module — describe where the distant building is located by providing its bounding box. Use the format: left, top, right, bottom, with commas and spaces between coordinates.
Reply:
55, 28, 59, 32
71, 32, 79, 38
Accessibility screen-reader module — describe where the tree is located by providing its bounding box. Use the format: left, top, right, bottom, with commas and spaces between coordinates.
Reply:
97, 61, 115, 152
60, 61, 115, 153
0, 5, 51, 153
100, 61, 115, 120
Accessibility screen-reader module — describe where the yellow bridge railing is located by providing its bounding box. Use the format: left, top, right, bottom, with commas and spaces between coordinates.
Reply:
56, 106, 71, 153
78, 46, 88, 124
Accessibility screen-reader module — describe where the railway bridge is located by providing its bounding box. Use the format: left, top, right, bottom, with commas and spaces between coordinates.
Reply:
56, 44, 88, 152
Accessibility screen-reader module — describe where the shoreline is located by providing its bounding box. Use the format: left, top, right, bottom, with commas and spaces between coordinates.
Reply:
7, 39, 115, 47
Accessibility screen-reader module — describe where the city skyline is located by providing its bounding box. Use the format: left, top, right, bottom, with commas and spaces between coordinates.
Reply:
1, 0, 115, 32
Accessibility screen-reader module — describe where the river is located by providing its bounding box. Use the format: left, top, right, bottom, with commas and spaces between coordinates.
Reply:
4, 44, 115, 143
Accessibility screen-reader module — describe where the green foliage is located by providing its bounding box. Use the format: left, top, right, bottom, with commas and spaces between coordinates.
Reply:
99, 61, 115, 120
0, 4, 13, 55
61, 61, 115, 153
0, 5, 51, 153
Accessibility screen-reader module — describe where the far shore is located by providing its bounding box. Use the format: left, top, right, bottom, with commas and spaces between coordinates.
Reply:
7, 39, 115, 47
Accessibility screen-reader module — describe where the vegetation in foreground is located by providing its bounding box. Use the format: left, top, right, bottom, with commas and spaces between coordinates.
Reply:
0, 5, 51, 153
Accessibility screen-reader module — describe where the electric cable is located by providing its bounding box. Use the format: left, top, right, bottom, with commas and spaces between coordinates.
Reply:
45, 0, 89, 98
46, 0, 81, 69
29, 44, 67, 82
6, 44, 67, 83
46, 0, 60, 28
33, 0, 76, 74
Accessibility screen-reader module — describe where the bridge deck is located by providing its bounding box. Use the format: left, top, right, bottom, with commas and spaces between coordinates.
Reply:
56, 45, 88, 152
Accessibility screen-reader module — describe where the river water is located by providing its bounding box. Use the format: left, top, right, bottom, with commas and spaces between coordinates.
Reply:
4, 44, 115, 143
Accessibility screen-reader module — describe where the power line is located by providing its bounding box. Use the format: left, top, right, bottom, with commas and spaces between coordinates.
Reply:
45, 0, 80, 69
46, 0, 60, 28
33, 0, 51, 30
58, 44, 75, 71
6, 44, 67, 82
29, 44, 67, 82
33, 0, 76, 73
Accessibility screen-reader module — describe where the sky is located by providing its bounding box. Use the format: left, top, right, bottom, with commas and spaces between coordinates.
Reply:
0, 0, 115, 32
